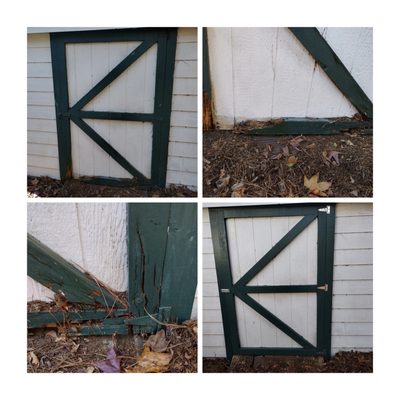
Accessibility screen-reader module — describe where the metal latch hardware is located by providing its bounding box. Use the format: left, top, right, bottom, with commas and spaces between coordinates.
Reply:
220, 288, 230, 293
317, 284, 329, 292
318, 206, 331, 214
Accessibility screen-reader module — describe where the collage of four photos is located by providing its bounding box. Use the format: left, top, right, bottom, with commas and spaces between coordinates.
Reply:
27, 26, 373, 373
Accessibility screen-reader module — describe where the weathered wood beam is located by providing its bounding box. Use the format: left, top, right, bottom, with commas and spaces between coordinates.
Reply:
28, 234, 124, 308
247, 117, 372, 135
27, 310, 129, 329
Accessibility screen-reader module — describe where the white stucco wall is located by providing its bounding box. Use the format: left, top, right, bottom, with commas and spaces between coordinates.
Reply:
27, 28, 197, 188
207, 27, 372, 128
203, 203, 373, 357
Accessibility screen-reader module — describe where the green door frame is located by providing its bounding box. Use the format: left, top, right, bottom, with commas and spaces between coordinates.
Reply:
203, 27, 372, 135
209, 204, 335, 360
51, 28, 177, 187
27, 203, 197, 334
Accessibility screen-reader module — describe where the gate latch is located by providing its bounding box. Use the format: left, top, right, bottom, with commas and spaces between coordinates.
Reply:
317, 284, 329, 292
220, 288, 230, 293
318, 206, 331, 214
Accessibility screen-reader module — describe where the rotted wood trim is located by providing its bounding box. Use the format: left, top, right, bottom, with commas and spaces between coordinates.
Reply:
247, 118, 372, 135
128, 204, 197, 322
159, 204, 197, 322
128, 204, 171, 317
27, 309, 129, 329
203, 28, 214, 130
27, 234, 124, 308
289, 28, 373, 119
76, 176, 153, 189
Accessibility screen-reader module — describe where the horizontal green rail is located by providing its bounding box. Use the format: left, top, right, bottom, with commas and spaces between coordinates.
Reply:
247, 118, 372, 135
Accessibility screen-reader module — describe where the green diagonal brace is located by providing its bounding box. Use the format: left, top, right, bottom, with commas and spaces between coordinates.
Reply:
289, 28, 373, 119
27, 234, 124, 308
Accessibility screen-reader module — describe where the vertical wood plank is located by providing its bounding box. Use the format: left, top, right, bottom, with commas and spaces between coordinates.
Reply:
159, 203, 197, 321
128, 204, 171, 316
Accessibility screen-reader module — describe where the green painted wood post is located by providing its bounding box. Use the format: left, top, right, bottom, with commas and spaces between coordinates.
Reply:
159, 203, 197, 322
128, 204, 171, 317
128, 203, 197, 322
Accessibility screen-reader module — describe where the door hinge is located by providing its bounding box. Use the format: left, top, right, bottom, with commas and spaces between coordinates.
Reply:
318, 206, 331, 214
317, 284, 329, 292
220, 288, 230, 293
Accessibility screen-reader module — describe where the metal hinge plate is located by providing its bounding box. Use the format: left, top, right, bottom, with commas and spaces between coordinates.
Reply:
220, 288, 230, 293
318, 206, 331, 214
317, 284, 329, 292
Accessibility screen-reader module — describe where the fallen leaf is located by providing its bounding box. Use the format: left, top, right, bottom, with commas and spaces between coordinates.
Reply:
126, 345, 172, 373
86, 366, 95, 373
29, 351, 39, 366
31, 178, 39, 185
231, 182, 245, 197
215, 176, 230, 189
304, 174, 332, 196
271, 153, 282, 160
328, 150, 340, 165
71, 342, 80, 354
289, 136, 304, 150
46, 330, 58, 340
306, 143, 316, 149
282, 145, 289, 156
145, 330, 169, 353
350, 190, 359, 196
287, 155, 298, 168
346, 139, 354, 146
94, 348, 120, 373
350, 176, 355, 184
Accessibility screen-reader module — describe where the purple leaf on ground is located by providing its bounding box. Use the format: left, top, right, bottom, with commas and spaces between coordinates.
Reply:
328, 150, 340, 165
94, 348, 120, 373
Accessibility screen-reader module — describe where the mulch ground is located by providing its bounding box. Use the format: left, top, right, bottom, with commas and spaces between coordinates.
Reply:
27, 176, 196, 198
203, 352, 372, 373
203, 131, 372, 197
27, 322, 197, 373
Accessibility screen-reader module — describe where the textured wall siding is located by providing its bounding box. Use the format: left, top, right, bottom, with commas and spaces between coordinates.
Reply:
166, 28, 197, 189
27, 33, 59, 179
207, 27, 372, 128
203, 204, 373, 357
27, 28, 197, 188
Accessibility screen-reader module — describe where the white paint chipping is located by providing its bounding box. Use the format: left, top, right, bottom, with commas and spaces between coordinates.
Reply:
27, 28, 197, 188
207, 27, 372, 128
203, 204, 373, 357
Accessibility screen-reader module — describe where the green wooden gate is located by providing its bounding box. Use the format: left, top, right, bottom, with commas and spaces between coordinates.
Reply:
27, 203, 197, 335
51, 28, 177, 187
209, 204, 335, 360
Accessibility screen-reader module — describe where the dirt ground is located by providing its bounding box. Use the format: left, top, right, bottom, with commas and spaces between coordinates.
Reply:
203, 131, 372, 197
27, 176, 196, 198
27, 321, 197, 373
203, 352, 372, 373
